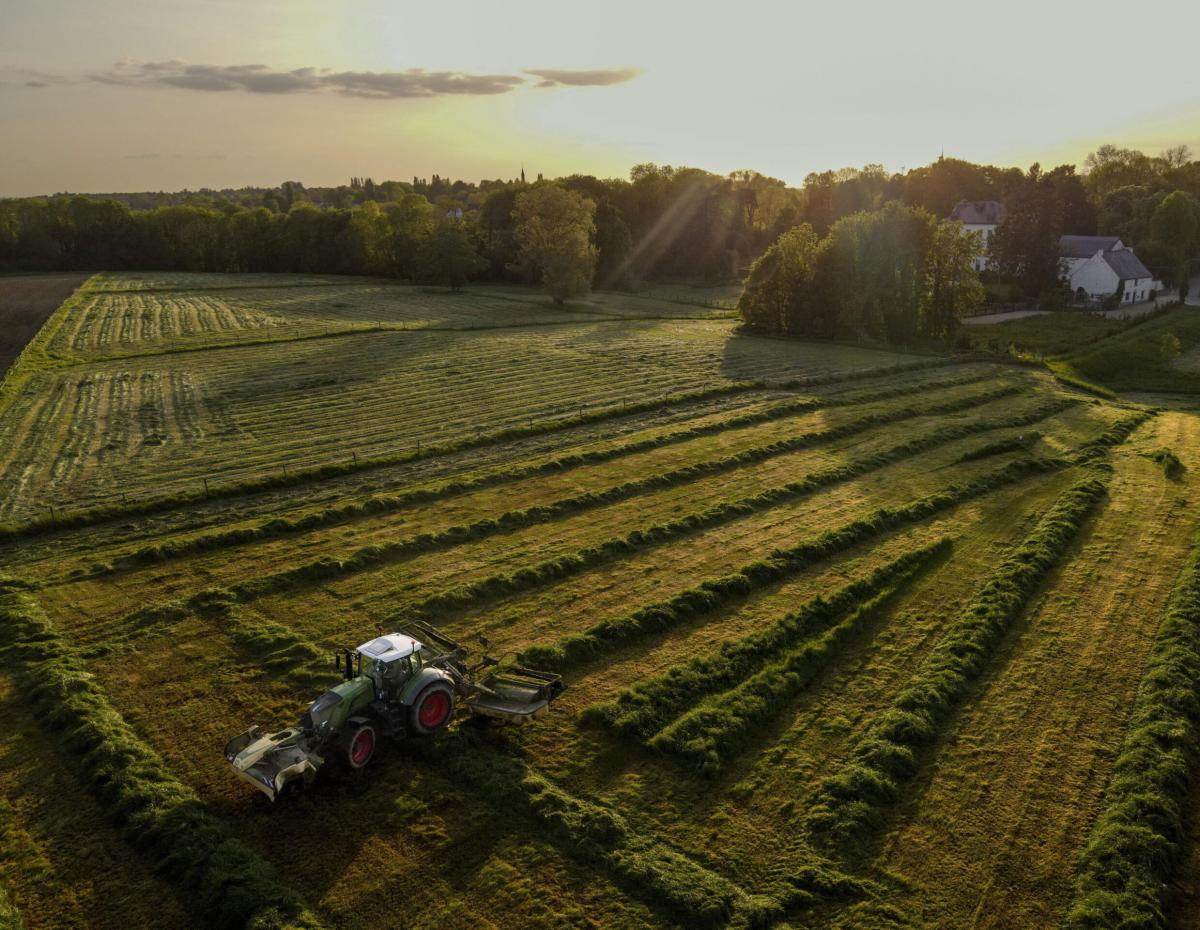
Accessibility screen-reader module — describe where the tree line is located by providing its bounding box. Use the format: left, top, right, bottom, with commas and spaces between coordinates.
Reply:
3, 145, 1198, 311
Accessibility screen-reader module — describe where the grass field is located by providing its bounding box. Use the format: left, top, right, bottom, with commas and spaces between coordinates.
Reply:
2, 272, 1199, 930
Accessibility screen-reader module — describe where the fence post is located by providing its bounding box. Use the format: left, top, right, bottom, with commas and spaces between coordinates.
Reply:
283, 463, 288, 478
352, 451, 358, 466
203, 478, 209, 496
48, 506, 56, 524
416, 440, 421, 457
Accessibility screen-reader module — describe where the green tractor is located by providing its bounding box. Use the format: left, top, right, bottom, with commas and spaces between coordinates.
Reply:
224, 621, 563, 801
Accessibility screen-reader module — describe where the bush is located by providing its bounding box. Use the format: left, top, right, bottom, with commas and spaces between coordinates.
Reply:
806, 476, 1111, 855
1066, 533, 1200, 928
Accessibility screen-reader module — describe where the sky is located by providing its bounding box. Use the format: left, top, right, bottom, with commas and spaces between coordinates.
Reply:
1, 0, 1199, 197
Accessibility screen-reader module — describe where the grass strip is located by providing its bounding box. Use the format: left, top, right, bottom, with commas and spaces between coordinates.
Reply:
203, 382, 1031, 599
649, 551, 944, 775
583, 541, 950, 740
0, 581, 324, 930
433, 732, 745, 928
1065, 532, 1200, 929
952, 431, 1041, 464
520, 456, 1068, 671
0, 358, 956, 543
805, 474, 1111, 855
107, 370, 1008, 572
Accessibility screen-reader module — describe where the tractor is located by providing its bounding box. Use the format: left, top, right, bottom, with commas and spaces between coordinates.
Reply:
224, 620, 563, 801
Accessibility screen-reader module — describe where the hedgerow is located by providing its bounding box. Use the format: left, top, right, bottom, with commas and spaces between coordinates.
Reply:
0, 358, 962, 544
805, 475, 1110, 855
651, 554, 942, 775
584, 541, 950, 740
0, 581, 324, 930
1065, 532, 1200, 929
100, 367, 1005, 570
521, 456, 1069, 670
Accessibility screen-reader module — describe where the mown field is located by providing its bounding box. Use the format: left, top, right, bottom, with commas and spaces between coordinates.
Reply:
2, 272, 1200, 930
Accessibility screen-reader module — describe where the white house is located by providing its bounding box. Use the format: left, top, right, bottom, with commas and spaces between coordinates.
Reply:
949, 200, 1004, 271
1060, 235, 1155, 304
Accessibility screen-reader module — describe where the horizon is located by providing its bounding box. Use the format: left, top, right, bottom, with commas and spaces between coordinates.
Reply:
3, 0, 1199, 198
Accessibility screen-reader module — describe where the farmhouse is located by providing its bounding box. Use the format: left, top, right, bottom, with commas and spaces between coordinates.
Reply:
1060, 235, 1155, 304
949, 200, 1004, 271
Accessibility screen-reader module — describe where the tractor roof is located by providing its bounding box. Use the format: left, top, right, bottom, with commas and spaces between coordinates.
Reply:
358, 634, 423, 662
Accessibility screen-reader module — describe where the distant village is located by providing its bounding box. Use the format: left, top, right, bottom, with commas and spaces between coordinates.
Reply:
950, 200, 1158, 307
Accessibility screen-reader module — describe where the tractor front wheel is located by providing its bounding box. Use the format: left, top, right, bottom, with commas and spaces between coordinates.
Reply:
345, 723, 377, 769
410, 683, 455, 735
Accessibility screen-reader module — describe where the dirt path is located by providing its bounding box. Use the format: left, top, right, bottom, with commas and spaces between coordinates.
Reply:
870, 411, 1200, 929
0, 273, 89, 377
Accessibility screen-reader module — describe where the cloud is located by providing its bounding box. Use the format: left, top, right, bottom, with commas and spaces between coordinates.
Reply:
123, 153, 161, 160
5, 60, 641, 99
87, 60, 551, 98
523, 68, 641, 88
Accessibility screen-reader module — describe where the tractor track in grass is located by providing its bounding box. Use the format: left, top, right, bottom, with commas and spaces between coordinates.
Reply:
832, 413, 1199, 928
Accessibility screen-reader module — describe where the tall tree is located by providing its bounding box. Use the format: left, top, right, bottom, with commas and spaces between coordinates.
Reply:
990, 165, 1065, 298
419, 219, 486, 291
1150, 191, 1200, 300
737, 225, 821, 335
512, 185, 597, 303
923, 220, 985, 338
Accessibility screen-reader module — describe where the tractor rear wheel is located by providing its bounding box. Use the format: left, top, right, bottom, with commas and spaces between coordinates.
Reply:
410, 682, 455, 735
345, 723, 377, 769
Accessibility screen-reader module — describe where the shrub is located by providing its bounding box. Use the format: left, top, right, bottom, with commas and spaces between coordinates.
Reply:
806, 475, 1111, 855
1066, 533, 1200, 929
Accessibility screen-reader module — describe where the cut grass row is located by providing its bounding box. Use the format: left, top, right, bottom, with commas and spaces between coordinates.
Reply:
0, 357, 961, 544
1066, 530, 1200, 929
99, 368, 1007, 571
156, 384, 1041, 602
0, 580, 323, 930
584, 542, 950, 742
648, 559, 934, 776
804, 473, 1112, 857
519, 410, 1150, 673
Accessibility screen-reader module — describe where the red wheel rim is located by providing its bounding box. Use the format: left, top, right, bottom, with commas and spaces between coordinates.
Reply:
418, 691, 451, 729
350, 728, 374, 765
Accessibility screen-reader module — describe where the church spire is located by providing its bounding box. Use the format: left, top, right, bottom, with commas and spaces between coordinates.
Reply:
520, 164, 526, 184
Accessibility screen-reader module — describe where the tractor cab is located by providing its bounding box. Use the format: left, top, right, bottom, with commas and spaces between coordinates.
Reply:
356, 634, 428, 700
